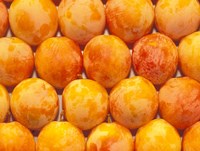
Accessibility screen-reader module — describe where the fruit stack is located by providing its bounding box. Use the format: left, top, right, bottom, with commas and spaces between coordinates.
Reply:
0, 0, 200, 151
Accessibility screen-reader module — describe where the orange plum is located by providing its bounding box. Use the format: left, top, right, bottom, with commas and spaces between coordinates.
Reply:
0, 37, 34, 87
0, 122, 35, 151
10, 78, 59, 130
159, 77, 200, 130
106, 0, 154, 43
62, 79, 108, 130
0, 84, 9, 122
0, 1, 8, 37
83, 35, 131, 88
35, 37, 83, 89
155, 0, 200, 41
87, 122, 134, 151
182, 121, 200, 151
135, 119, 181, 151
178, 32, 200, 82
37, 121, 85, 151
110, 76, 158, 129
9, 0, 58, 45
58, 0, 105, 45
132, 33, 178, 85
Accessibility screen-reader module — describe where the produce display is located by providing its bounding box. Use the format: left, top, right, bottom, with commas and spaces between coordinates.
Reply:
0, 0, 200, 150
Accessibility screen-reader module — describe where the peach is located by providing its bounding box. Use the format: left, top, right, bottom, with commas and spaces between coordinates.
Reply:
109, 76, 158, 129
0, 37, 34, 87
87, 122, 134, 151
182, 121, 200, 151
37, 121, 85, 151
62, 79, 108, 130
58, 0, 105, 45
132, 33, 178, 85
0, 84, 9, 122
106, 0, 154, 43
9, 0, 58, 46
10, 78, 59, 130
83, 35, 131, 88
0, 122, 35, 151
35, 37, 83, 89
0, 1, 8, 37
135, 119, 181, 151
178, 32, 200, 82
159, 77, 200, 130
155, 0, 200, 41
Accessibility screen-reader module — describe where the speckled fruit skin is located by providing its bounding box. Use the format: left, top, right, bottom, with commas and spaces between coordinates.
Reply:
0, 84, 9, 123
182, 121, 200, 151
0, 122, 35, 151
0, 37, 34, 87
37, 121, 85, 151
9, 0, 58, 46
155, 0, 200, 41
58, 0, 105, 45
35, 37, 83, 89
109, 76, 158, 129
11, 78, 59, 130
106, 0, 154, 43
62, 79, 108, 130
132, 33, 178, 85
83, 35, 131, 88
87, 122, 134, 151
159, 77, 200, 130
178, 32, 200, 83
0, 1, 8, 37
135, 119, 181, 151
